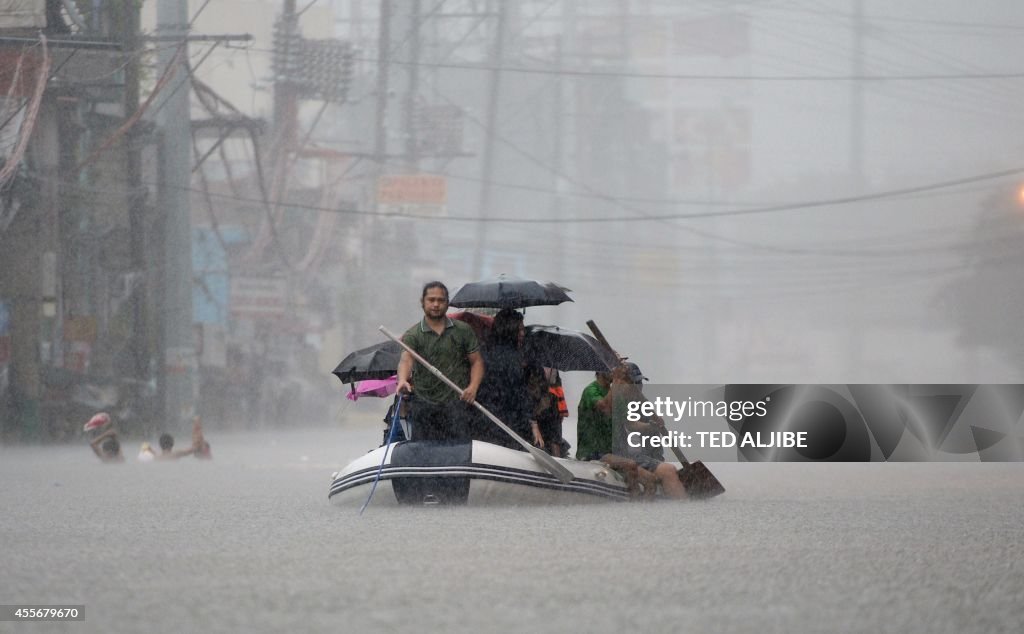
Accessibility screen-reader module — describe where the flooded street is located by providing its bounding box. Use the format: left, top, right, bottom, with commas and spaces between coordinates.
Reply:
2, 424, 1022, 633
2, 2, 1023, 632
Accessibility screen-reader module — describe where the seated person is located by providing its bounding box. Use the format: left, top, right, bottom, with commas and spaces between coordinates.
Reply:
605, 363, 687, 500
600, 452, 660, 499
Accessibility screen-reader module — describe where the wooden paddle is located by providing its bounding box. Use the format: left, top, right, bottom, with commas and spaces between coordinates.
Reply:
379, 326, 575, 484
585, 320, 725, 500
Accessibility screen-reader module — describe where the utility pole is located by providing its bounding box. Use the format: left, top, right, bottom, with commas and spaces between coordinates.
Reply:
11, 99, 60, 441
156, 0, 195, 435
123, 0, 149, 403
846, 0, 865, 381
374, 0, 393, 166
548, 36, 565, 276
560, 0, 578, 309
274, 0, 300, 152
851, 0, 864, 191
402, 0, 423, 169
471, 0, 507, 279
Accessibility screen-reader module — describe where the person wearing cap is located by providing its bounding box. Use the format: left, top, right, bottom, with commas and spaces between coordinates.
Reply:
623, 361, 648, 384
606, 362, 687, 500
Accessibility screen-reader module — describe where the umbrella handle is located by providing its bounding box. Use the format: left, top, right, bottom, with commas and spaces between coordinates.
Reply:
379, 326, 574, 483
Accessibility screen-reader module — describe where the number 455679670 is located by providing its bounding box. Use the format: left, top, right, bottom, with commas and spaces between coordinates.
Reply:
3, 605, 83, 621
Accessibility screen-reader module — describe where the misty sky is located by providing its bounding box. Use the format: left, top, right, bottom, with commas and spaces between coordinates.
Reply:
171, 0, 1024, 388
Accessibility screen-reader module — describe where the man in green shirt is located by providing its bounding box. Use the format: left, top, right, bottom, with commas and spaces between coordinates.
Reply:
576, 371, 614, 461
397, 281, 485, 441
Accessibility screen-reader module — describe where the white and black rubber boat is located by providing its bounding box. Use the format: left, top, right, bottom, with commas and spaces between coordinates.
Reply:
329, 440, 630, 506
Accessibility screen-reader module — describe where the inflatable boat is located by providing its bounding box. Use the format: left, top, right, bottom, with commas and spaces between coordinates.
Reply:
329, 440, 630, 506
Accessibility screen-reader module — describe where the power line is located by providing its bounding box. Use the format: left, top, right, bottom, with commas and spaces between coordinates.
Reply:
29, 162, 1023, 226
238, 42, 1024, 81
752, 0, 1024, 124
189, 0, 215, 28
347, 54, 1024, 81
296, 0, 322, 18
754, 4, 1024, 33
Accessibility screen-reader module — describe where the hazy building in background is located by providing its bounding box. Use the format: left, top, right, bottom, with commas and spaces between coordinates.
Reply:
1, 1, 1021, 442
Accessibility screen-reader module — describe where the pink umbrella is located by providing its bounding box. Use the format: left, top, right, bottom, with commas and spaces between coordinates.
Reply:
346, 376, 399, 401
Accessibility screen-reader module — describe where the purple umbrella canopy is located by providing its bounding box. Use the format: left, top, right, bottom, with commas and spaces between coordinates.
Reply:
345, 376, 398, 401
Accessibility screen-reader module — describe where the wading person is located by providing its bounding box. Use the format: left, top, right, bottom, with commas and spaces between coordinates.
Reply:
89, 428, 124, 463
85, 413, 123, 463
397, 281, 485, 442
192, 416, 212, 459
157, 433, 194, 460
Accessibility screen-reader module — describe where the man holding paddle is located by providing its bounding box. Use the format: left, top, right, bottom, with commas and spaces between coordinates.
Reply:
586, 320, 726, 500
608, 363, 688, 499
396, 281, 485, 442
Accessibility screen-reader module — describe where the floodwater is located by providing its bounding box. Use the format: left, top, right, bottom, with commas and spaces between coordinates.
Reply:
1, 423, 1022, 634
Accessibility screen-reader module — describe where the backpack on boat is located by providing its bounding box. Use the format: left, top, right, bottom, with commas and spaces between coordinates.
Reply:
381, 396, 410, 444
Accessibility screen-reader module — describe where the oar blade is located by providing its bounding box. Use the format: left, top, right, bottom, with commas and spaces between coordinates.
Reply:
678, 461, 726, 500
527, 446, 574, 483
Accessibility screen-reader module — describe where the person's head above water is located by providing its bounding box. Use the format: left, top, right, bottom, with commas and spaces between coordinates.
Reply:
159, 433, 174, 452
101, 436, 120, 457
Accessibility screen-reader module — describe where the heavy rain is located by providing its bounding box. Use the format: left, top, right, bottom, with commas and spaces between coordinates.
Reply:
1, 1, 1023, 632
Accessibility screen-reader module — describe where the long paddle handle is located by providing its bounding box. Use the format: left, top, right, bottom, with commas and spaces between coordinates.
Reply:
585, 320, 623, 362
379, 326, 574, 483
585, 320, 693, 467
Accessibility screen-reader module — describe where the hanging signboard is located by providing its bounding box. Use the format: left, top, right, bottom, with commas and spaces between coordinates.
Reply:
230, 276, 289, 318
376, 174, 447, 217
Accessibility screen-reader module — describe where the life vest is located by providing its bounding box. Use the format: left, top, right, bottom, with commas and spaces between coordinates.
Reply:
549, 385, 568, 418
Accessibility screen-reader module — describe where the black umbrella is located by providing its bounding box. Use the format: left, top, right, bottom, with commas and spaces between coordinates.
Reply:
331, 340, 402, 384
523, 325, 620, 372
450, 274, 573, 309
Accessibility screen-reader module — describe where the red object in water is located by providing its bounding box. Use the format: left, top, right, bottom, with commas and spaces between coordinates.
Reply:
83, 412, 111, 431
